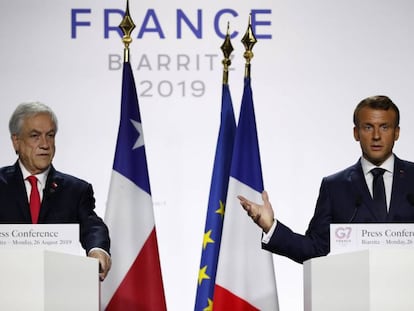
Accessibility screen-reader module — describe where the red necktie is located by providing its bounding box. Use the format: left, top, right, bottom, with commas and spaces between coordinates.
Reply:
27, 175, 40, 224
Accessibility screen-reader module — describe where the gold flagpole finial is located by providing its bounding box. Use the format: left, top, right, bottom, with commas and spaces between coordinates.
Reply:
220, 22, 234, 85
241, 14, 257, 78
119, 0, 136, 63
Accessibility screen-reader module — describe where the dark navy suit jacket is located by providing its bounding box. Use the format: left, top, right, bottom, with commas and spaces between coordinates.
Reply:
0, 162, 110, 254
263, 155, 414, 263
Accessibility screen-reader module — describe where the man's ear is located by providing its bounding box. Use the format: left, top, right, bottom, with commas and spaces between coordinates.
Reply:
11, 134, 19, 154
394, 126, 400, 141
353, 126, 360, 141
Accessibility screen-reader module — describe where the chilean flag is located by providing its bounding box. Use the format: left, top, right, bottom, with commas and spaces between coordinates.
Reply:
101, 61, 167, 311
213, 77, 279, 311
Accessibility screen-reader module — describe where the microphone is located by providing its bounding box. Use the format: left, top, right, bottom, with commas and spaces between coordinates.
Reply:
406, 193, 414, 206
349, 194, 362, 223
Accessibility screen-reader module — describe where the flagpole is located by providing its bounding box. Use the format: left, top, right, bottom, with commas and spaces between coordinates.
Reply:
241, 14, 257, 78
119, 0, 136, 63
220, 22, 234, 85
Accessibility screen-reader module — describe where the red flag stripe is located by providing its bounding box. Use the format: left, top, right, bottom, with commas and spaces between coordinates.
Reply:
213, 285, 259, 311
106, 229, 167, 311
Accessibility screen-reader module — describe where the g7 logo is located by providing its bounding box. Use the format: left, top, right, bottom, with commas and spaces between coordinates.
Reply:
335, 227, 352, 239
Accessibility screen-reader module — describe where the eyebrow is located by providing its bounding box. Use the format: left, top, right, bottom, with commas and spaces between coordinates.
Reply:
27, 129, 56, 135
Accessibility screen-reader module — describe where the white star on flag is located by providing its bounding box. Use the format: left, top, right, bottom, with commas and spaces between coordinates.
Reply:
130, 119, 144, 149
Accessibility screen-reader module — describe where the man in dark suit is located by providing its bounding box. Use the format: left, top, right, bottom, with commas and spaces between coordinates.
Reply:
0, 102, 111, 280
238, 95, 414, 263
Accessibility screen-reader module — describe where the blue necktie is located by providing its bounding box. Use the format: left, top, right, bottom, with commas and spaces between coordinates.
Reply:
371, 168, 387, 221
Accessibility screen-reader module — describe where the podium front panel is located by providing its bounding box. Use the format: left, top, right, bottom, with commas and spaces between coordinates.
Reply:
0, 249, 99, 311
304, 249, 414, 311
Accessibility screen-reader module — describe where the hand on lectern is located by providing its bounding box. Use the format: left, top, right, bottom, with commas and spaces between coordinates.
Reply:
88, 249, 112, 281
238, 190, 275, 233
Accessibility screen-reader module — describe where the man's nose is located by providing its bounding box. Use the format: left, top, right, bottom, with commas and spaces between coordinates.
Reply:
39, 135, 50, 148
372, 127, 381, 140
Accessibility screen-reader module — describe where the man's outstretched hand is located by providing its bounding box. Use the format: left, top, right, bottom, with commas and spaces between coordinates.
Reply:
238, 190, 275, 233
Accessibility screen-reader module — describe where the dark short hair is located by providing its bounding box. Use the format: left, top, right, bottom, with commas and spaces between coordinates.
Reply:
353, 95, 400, 127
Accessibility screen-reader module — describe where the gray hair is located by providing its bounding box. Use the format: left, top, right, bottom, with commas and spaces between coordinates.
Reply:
9, 102, 58, 136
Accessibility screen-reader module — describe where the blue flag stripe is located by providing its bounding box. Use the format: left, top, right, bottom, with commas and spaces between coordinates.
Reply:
230, 77, 264, 193
113, 62, 151, 194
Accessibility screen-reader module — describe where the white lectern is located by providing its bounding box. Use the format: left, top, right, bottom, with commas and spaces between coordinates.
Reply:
0, 249, 99, 311
303, 249, 414, 311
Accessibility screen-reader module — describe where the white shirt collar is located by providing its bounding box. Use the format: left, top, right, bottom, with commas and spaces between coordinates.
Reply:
18, 160, 50, 187
360, 154, 394, 177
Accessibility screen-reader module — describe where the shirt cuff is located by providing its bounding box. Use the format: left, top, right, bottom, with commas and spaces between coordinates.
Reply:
88, 247, 110, 258
262, 219, 277, 244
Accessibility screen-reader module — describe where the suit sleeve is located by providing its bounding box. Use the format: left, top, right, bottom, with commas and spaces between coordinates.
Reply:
262, 178, 332, 263
77, 183, 111, 254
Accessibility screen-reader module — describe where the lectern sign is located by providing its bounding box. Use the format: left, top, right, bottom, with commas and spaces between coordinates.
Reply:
0, 224, 82, 255
330, 223, 414, 255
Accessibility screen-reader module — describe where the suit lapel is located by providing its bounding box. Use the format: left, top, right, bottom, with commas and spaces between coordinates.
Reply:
9, 163, 32, 222
38, 166, 63, 223
388, 157, 407, 218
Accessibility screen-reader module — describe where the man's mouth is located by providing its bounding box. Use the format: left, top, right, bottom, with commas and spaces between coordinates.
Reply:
371, 145, 382, 151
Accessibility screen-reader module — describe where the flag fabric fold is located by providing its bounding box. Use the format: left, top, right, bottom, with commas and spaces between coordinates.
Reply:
194, 83, 236, 311
101, 61, 167, 311
213, 77, 279, 311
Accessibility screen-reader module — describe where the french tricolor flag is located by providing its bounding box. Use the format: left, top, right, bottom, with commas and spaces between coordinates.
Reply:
101, 61, 167, 311
213, 77, 279, 311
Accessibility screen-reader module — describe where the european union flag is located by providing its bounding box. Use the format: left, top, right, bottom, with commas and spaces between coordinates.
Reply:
194, 83, 236, 311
